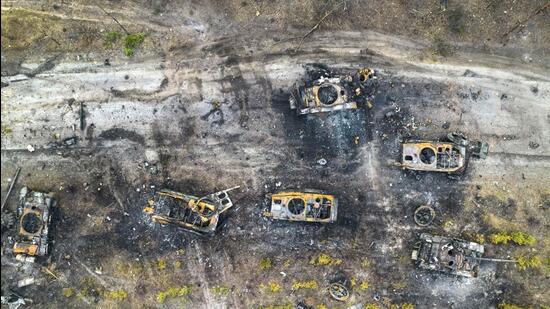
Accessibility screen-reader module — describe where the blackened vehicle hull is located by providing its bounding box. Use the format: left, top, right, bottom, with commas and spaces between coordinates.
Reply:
263, 191, 337, 223
144, 187, 239, 234
411, 233, 484, 277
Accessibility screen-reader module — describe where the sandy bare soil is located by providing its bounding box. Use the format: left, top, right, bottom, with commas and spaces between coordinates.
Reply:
1, 1, 549, 309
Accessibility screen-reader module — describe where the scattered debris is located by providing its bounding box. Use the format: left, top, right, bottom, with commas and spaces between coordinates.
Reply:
413, 205, 435, 227
1, 290, 28, 309
80, 102, 85, 131
13, 187, 55, 257
528, 141, 540, 149
411, 233, 484, 278
1, 167, 21, 211
47, 136, 79, 149
1, 211, 16, 228
263, 190, 337, 222
17, 277, 35, 288
15, 254, 35, 264
447, 132, 489, 159
144, 186, 240, 234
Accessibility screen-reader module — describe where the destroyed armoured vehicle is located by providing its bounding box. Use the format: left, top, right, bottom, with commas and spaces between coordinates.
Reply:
411, 233, 484, 278
13, 187, 55, 257
263, 191, 337, 223
400, 133, 488, 173
144, 187, 239, 234
289, 67, 375, 115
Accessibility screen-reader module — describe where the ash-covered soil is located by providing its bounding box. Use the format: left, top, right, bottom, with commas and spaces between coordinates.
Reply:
1, 1, 549, 309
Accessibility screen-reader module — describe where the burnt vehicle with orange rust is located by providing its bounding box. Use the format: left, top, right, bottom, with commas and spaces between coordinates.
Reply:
13, 187, 55, 257
263, 190, 338, 223
399, 133, 488, 173
144, 186, 239, 234
289, 65, 376, 115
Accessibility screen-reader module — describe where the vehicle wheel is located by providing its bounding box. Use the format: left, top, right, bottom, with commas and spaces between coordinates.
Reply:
414, 205, 435, 226
328, 282, 350, 302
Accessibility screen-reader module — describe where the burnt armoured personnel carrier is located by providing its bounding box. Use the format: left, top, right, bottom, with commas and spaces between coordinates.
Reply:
289, 66, 376, 115
411, 233, 484, 278
401, 140, 467, 173
400, 133, 489, 173
144, 187, 239, 234
263, 191, 337, 223
13, 187, 55, 257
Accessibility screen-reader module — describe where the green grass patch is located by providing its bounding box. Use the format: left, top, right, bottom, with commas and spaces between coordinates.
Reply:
259, 257, 273, 270
463, 232, 485, 244
516, 255, 543, 270
1, 124, 13, 136
157, 258, 167, 270
259, 305, 293, 309
259, 282, 282, 293
291, 280, 318, 290
359, 280, 369, 290
309, 253, 342, 266
211, 285, 230, 296
361, 257, 370, 268
105, 289, 127, 301
156, 285, 192, 303
489, 231, 536, 245
123, 33, 146, 57
62, 288, 74, 298
498, 304, 525, 309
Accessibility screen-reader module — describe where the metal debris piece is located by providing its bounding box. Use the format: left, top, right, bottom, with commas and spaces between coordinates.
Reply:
358, 68, 375, 82
1, 211, 16, 228
414, 205, 435, 227
144, 186, 240, 234
328, 282, 350, 301
289, 66, 376, 115
263, 190, 338, 223
528, 141, 540, 149
295, 300, 311, 309
15, 254, 35, 263
447, 132, 489, 159
411, 233, 484, 278
80, 102, 85, 131
1, 290, 27, 309
1, 167, 21, 211
447, 132, 469, 147
13, 187, 55, 257
47, 136, 78, 149
17, 277, 35, 288
470, 140, 489, 159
